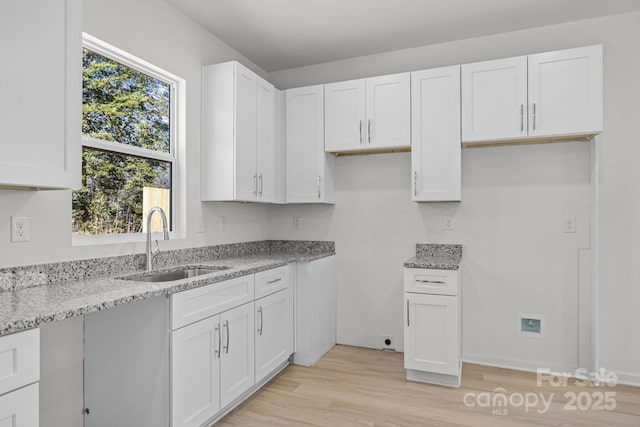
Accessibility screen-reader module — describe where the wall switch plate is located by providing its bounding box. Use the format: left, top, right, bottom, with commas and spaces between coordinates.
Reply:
293, 217, 302, 230
382, 335, 396, 351
443, 215, 454, 231
11, 216, 29, 242
564, 216, 576, 233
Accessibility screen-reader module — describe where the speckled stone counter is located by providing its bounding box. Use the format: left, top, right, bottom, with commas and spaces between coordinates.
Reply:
403, 243, 462, 270
0, 240, 334, 336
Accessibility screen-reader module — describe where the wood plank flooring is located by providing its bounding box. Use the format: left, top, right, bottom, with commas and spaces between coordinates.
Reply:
217, 345, 640, 426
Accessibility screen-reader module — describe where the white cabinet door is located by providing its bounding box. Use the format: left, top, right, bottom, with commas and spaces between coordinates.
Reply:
404, 293, 459, 376
365, 73, 411, 150
220, 303, 255, 408
0, 383, 39, 427
324, 79, 366, 152
286, 86, 335, 203
528, 45, 602, 137
0, 0, 81, 189
462, 56, 528, 142
256, 78, 276, 202
171, 316, 220, 427
255, 289, 291, 383
411, 66, 461, 202
234, 63, 258, 201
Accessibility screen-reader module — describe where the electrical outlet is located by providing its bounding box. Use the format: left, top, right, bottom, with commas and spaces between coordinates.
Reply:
382, 335, 396, 351
564, 216, 576, 233
11, 216, 29, 242
293, 217, 302, 230
219, 216, 227, 232
443, 215, 454, 231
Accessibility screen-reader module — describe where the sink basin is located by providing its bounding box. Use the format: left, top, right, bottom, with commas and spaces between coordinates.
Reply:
119, 266, 231, 282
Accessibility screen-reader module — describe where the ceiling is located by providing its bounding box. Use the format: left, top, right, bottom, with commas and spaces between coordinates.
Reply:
167, 0, 640, 72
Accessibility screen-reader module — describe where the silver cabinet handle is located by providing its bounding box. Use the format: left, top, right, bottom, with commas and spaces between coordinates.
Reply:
416, 279, 446, 284
253, 174, 257, 196
359, 120, 363, 144
267, 278, 282, 284
223, 319, 230, 354
258, 306, 263, 336
368, 119, 372, 144
413, 171, 417, 197
259, 173, 263, 197
407, 299, 410, 327
317, 175, 321, 199
520, 104, 524, 132
532, 103, 537, 131
215, 323, 221, 358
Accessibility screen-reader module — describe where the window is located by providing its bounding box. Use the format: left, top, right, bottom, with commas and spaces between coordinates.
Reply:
73, 34, 185, 244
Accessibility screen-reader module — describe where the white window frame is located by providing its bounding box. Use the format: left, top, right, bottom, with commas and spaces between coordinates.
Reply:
73, 33, 186, 246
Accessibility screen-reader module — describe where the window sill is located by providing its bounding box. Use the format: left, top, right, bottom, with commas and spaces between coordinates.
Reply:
72, 231, 183, 247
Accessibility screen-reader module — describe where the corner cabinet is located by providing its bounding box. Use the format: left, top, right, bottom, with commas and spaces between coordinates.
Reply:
462, 45, 602, 144
411, 66, 461, 202
324, 73, 410, 153
403, 268, 461, 387
202, 61, 284, 203
286, 86, 336, 203
0, 0, 81, 189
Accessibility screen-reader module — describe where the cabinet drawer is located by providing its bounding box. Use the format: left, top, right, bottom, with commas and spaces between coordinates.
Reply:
0, 383, 39, 426
255, 265, 289, 299
172, 275, 255, 330
0, 329, 39, 396
404, 268, 459, 296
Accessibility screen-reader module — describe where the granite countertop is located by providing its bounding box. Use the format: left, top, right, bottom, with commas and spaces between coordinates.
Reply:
0, 241, 334, 337
403, 243, 462, 270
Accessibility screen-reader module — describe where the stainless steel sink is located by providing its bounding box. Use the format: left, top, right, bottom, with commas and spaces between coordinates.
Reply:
119, 266, 231, 282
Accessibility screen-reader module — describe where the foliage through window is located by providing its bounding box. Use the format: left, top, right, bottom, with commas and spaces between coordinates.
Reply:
73, 39, 178, 237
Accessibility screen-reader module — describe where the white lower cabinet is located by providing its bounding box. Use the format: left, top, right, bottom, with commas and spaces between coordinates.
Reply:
171, 315, 220, 427
83, 263, 302, 426
219, 303, 255, 408
255, 289, 291, 383
0, 383, 39, 427
0, 329, 40, 427
170, 266, 294, 426
403, 268, 461, 387
170, 301, 255, 427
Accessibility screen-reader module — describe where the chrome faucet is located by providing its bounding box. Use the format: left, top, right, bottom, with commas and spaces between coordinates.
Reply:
146, 206, 170, 271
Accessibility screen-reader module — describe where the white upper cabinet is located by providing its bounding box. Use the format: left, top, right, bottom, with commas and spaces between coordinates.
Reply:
202, 61, 282, 202
411, 66, 461, 202
324, 73, 410, 153
256, 79, 278, 201
365, 73, 411, 150
462, 45, 602, 144
324, 80, 366, 152
0, 0, 81, 189
462, 56, 528, 142
528, 45, 603, 137
286, 85, 335, 203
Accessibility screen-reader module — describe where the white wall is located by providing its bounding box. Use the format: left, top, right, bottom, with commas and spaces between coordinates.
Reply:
0, 0, 270, 269
268, 11, 640, 380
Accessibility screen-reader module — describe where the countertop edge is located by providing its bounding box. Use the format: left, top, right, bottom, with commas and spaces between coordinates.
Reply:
0, 251, 335, 337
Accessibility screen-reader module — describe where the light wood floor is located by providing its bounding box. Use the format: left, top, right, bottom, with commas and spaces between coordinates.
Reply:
218, 345, 640, 426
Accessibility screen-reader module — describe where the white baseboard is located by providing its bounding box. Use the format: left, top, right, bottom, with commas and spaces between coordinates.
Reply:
614, 371, 640, 387
462, 353, 577, 375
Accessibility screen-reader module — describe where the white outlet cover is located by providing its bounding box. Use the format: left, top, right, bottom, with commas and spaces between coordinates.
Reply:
11, 216, 29, 242
443, 215, 454, 231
